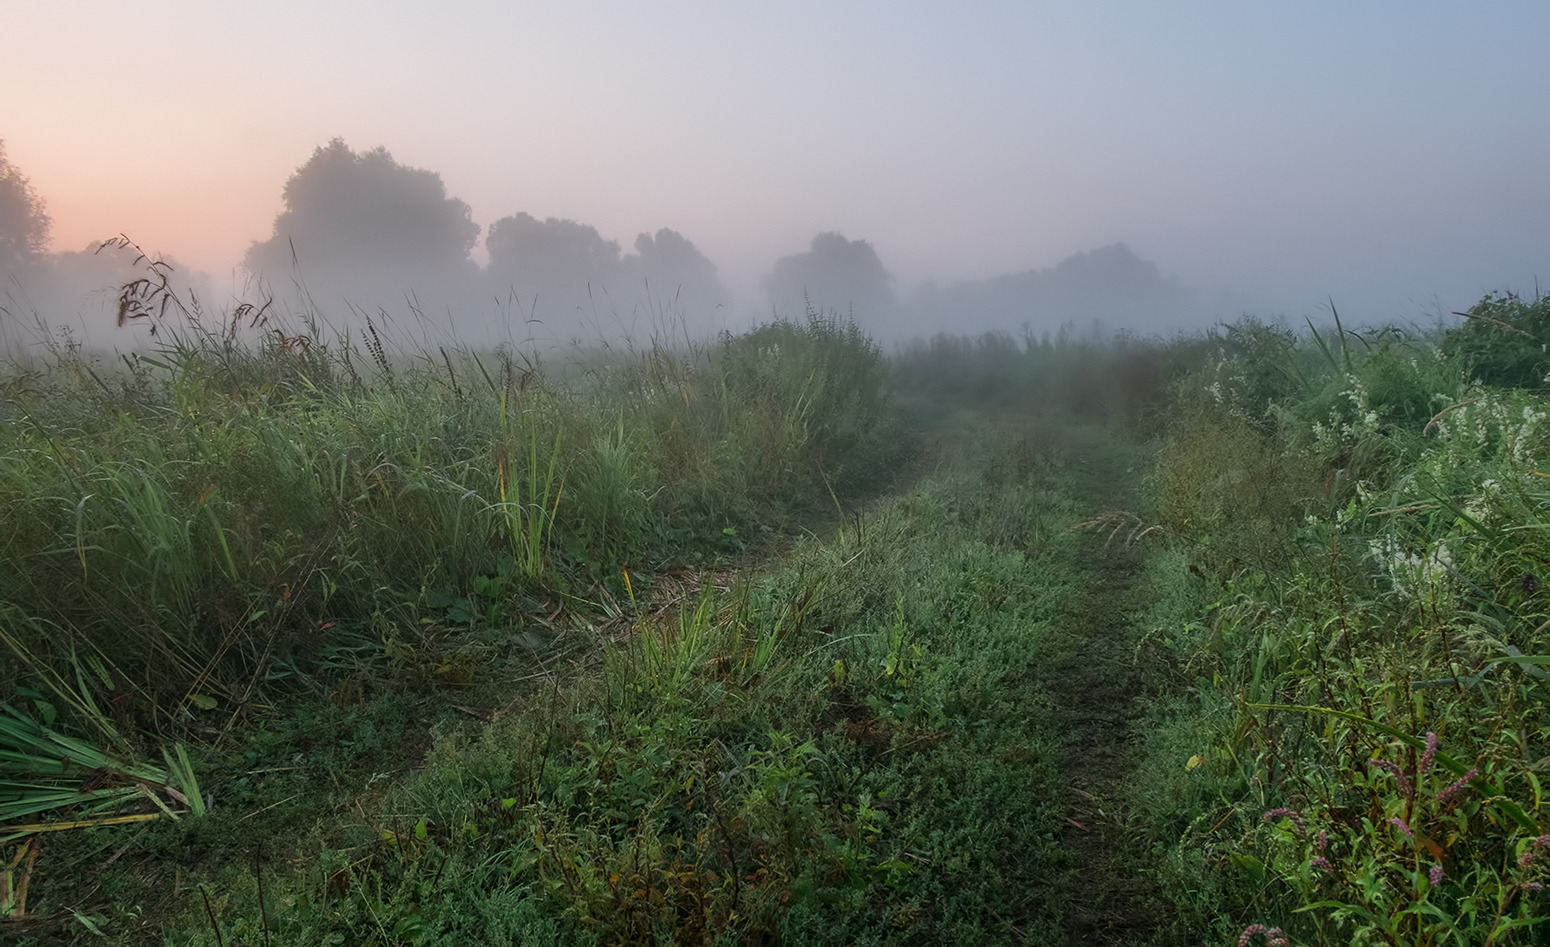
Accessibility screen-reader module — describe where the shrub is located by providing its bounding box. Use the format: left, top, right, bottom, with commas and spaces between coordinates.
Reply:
1439, 291, 1550, 390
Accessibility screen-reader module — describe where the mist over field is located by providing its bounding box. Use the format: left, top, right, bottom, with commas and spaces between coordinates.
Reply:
6, 5, 1546, 356
6, 129, 1533, 355
2, 137, 1228, 353
9, 8, 1550, 943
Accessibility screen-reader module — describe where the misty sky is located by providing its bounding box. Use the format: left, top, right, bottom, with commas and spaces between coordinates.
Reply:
7, 2, 1548, 326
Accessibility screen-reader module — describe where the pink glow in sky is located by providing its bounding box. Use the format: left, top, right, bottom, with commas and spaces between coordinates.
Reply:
6, 1, 1549, 322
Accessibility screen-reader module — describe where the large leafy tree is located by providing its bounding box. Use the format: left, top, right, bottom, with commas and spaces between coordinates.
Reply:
245, 139, 479, 294
0, 139, 52, 271
484, 216, 730, 338
485, 212, 627, 296
764, 232, 895, 318
628, 228, 727, 302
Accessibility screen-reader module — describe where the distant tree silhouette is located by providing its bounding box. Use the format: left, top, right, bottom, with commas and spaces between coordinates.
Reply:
764, 232, 895, 319
244, 139, 479, 299
627, 228, 724, 300
484, 216, 730, 339
486, 213, 625, 294
624, 228, 731, 333
0, 139, 51, 271
898, 243, 1197, 340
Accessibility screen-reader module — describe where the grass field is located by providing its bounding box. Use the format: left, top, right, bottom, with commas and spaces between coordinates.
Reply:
4, 287, 1550, 945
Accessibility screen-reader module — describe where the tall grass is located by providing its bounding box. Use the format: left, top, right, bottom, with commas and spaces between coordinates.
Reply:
149, 405, 1106, 946
0, 292, 903, 748
1135, 304, 1550, 944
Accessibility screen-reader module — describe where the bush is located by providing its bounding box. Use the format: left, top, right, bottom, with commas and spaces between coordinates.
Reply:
1439, 291, 1550, 389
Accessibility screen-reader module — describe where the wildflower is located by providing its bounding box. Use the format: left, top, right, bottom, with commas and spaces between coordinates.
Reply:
1437, 768, 1479, 803
1263, 808, 1306, 835
1312, 856, 1333, 873
1239, 924, 1290, 946
1369, 758, 1414, 798
1528, 882, 1546, 892
1419, 732, 1437, 774
1389, 817, 1414, 839
1521, 850, 1535, 868
1537, 835, 1550, 848
1430, 863, 1444, 886
1316, 830, 1328, 852
1523, 575, 1539, 594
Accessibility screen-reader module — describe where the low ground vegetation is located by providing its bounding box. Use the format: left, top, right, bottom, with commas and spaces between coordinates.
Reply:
1137, 294, 1550, 945
4, 280, 1550, 945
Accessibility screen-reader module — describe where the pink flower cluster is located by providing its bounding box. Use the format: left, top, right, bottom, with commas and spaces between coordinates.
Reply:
1262, 807, 1306, 835
1309, 830, 1333, 874
1239, 924, 1290, 946
1368, 758, 1413, 798
1436, 768, 1478, 803
1519, 835, 1550, 868
1419, 731, 1438, 773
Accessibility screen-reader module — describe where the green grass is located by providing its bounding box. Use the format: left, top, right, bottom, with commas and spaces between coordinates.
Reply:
0, 300, 902, 715
138, 410, 1116, 945
1131, 306, 1550, 945
11, 279, 1550, 945
2, 290, 1158, 942
0, 293, 908, 941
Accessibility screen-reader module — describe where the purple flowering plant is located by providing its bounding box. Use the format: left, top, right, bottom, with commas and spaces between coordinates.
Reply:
1244, 715, 1549, 945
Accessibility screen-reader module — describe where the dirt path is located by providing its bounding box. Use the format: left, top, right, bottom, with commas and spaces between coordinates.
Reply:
1044, 432, 1181, 946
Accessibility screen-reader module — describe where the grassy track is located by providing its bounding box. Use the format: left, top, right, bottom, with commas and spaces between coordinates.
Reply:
1039, 426, 1179, 945
4, 390, 1185, 944
0, 314, 1187, 943
15, 297, 1550, 943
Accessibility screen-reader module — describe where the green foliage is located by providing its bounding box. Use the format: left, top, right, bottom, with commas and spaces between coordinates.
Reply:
1439, 291, 1550, 389
0, 699, 203, 844
714, 309, 903, 498
123, 409, 1103, 946
1135, 299, 1550, 944
40, 278, 1550, 943
0, 301, 902, 735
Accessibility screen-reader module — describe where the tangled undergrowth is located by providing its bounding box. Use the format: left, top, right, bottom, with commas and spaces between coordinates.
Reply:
1137, 295, 1550, 945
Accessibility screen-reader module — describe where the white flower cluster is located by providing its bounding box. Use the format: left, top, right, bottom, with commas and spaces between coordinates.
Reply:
1427, 393, 1547, 471
1309, 374, 1382, 455
1370, 536, 1454, 602
1201, 352, 1253, 421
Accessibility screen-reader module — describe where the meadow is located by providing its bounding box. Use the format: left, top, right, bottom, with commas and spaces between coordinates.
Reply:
3, 276, 1549, 945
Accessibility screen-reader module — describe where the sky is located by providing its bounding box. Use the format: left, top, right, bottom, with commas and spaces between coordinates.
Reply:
5, 1, 1548, 328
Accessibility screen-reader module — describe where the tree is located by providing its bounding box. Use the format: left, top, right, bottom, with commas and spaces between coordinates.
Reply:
898, 243, 1197, 341
483, 216, 731, 340
764, 232, 894, 319
485, 212, 627, 295
0, 139, 51, 271
245, 139, 479, 296
627, 228, 726, 300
